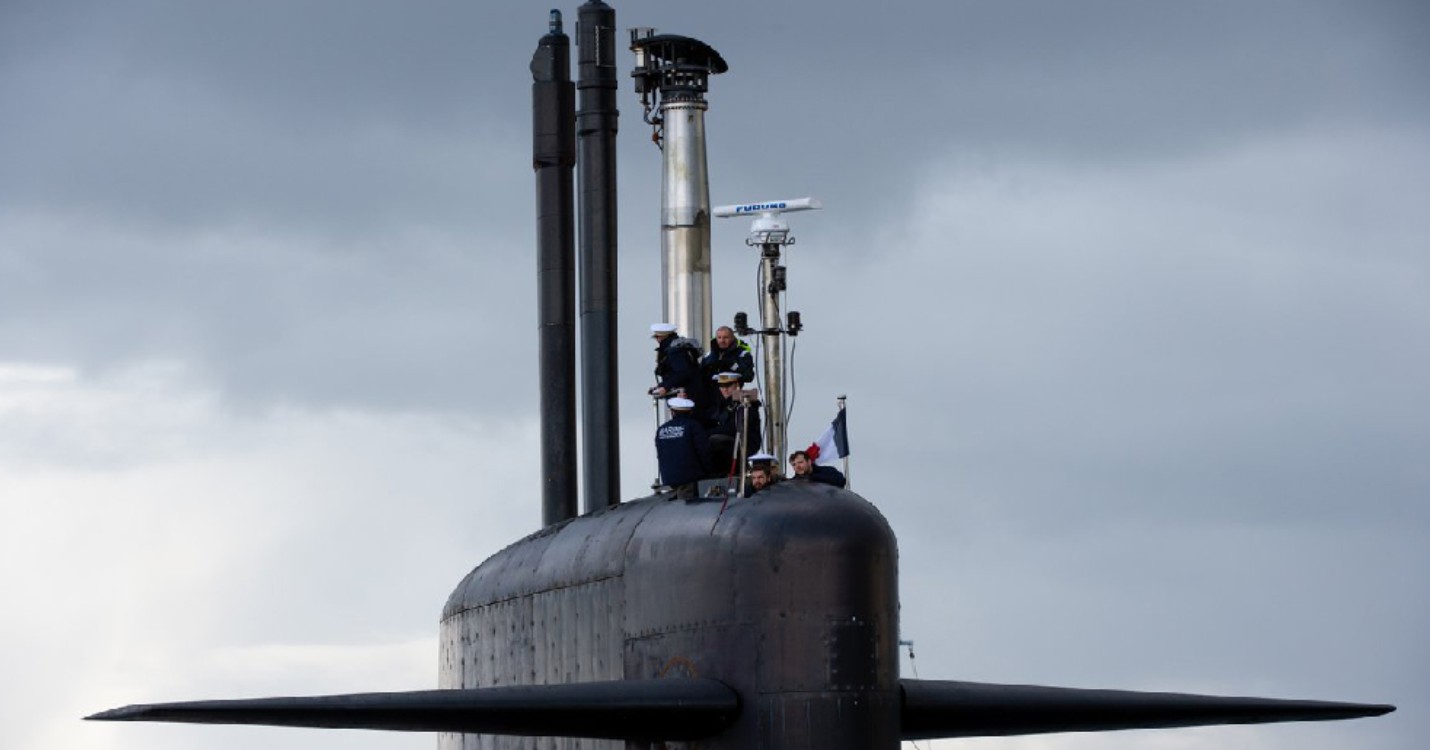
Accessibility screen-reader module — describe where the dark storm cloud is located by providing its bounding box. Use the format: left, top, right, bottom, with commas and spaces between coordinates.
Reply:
3, 0, 1424, 417
698, 0, 1430, 246
806, 141, 1430, 528
1, 1, 547, 413
7, 0, 1423, 238
0, 217, 539, 414
0, 0, 529, 233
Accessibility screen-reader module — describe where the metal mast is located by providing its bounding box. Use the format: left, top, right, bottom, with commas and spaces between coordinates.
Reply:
576, 1, 621, 512
531, 11, 578, 527
630, 31, 728, 343
714, 198, 822, 464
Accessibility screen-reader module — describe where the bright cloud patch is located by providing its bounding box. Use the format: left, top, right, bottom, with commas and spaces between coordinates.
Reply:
1, 362, 538, 750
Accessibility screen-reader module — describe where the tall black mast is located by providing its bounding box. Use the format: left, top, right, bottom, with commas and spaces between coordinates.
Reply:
532, 10, 578, 526
576, 0, 621, 512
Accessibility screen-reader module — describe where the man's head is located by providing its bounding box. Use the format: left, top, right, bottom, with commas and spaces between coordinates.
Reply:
650, 322, 677, 342
713, 371, 741, 398
714, 326, 735, 350
789, 450, 812, 476
750, 466, 771, 490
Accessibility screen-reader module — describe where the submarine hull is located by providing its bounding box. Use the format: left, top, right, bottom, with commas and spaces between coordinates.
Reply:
439, 482, 900, 750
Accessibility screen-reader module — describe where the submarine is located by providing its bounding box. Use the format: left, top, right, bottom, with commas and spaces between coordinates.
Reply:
88, 4, 1395, 749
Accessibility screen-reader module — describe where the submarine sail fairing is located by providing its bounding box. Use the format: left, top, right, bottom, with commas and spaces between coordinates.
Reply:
88, 4, 1395, 749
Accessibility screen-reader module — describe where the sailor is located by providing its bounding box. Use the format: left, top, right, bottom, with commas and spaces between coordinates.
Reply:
742, 450, 781, 496
700, 325, 755, 385
745, 465, 774, 496
788, 449, 846, 488
748, 451, 780, 477
648, 323, 718, 423
709, 371, 762, 476
655, 397, 712, 500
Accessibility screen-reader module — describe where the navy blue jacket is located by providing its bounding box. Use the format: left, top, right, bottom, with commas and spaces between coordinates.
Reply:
701, 338, 755, 384
795, 464, 846, 488
655, 336, 718, 422
711, 395, 763, 455
656, 413, 712, 487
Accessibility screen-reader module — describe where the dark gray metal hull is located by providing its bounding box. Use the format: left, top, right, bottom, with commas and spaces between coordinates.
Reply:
88, 481, 1391, 743
439, 481, 900, 750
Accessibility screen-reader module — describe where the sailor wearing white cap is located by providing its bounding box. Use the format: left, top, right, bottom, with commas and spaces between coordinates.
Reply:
709, 371, 762, 476
655, 396, 712, 500
746, 464, 774, 496
648, 323, 716, 422
743, 451, 780, 497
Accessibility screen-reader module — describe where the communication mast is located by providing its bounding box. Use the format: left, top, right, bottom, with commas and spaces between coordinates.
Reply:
630, 29, 728, 342
714, 198, 822, 464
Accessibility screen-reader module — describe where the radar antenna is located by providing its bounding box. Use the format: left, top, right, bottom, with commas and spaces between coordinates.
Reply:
714, 198, 822, 462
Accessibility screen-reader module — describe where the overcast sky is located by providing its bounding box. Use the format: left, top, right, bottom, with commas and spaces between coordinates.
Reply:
1, 1, 1425, 749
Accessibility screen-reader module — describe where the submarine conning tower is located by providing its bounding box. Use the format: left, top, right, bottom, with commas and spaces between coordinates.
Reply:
630, 31, 727, 342
440, 20, 902, 750
438, 484, 901, 750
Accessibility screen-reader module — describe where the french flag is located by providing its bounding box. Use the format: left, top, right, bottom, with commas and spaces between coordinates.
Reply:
808, 408, 850, 465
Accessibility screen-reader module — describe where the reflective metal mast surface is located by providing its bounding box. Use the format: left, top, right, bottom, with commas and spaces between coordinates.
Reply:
630, 33, 727, 344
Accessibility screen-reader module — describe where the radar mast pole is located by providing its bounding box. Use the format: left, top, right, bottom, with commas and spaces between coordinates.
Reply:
715, 198, 822, 465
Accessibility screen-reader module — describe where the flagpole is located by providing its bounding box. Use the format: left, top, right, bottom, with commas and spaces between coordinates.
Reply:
837, 395, 849, 490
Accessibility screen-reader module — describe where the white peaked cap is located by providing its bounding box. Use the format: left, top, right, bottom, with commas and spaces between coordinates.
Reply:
668, 397, 695, 410
650, 322, 677, 336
